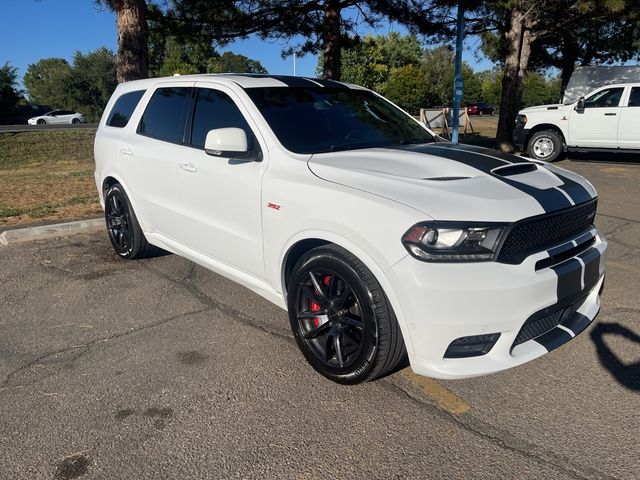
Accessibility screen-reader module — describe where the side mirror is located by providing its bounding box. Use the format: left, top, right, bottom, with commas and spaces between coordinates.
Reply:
575, 97, 585, 112
205, 128, 248, 157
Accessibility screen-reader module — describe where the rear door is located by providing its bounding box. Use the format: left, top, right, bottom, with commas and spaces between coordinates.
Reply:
122, 82, 194, 235
617, 85, 640, 149
568, 86, 623, 147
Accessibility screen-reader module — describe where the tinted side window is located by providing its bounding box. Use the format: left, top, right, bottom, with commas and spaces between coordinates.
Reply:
107, 90, 145, 127
627, 87, 640, 107
139, 87, 190, 143
190, 88, 255, 150
585, 88, 624, 108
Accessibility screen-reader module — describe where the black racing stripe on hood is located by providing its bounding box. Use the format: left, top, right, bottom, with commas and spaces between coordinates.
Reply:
405, 145, 572, 212
551, 170, 594, 205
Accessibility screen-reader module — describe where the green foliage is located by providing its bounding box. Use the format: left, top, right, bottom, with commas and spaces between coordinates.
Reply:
334, 35, 490, 113
0, 63, 23, 120
522, 73, 562, 107
24, 50, 117, 122
149, 33, 267, 77
384, 64, 430, 115
150, 34, 216, 76
70, 48, 118, 121
480, 68, 562, 108
24, 58, 73, 108
207, 52, 268, 74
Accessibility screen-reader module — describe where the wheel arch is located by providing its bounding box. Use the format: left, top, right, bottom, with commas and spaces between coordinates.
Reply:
100, 173, 150, 233
527, 123, 567, 147
279, 232, 415, 357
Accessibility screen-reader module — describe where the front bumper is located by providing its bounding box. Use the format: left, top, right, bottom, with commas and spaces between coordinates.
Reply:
387, 230, 607, 379
513, 123, 529, 151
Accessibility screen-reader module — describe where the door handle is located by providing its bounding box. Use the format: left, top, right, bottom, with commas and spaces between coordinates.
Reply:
180, 162, 198, 172
120, 146, 133, 155
604, 113, 617, 116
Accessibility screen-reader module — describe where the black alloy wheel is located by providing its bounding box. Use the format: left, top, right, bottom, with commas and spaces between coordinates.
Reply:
288, 245, 407, 384
296, 268, 367, 370
104, 183, 156, 259
72, 118, 80, 124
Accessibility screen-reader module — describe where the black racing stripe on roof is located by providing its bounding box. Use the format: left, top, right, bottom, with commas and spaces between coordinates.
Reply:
305, 78, 349, 88
267, 75, 322, 87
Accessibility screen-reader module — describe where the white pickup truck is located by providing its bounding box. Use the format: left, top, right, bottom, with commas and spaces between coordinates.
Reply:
514, 83, 640, 161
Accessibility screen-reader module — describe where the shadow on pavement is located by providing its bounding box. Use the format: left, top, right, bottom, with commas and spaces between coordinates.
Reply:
566, 151, 640, 164
590, 322, 640, 392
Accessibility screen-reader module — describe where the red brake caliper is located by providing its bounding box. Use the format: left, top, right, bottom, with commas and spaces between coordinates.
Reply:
309, 275, 332, 327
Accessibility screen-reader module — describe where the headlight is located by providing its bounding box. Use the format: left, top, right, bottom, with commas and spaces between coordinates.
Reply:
401, 222, 508, 262
515, 114, 527, 125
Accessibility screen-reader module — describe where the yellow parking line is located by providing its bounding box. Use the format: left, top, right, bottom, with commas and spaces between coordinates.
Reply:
401, 368, 471, 415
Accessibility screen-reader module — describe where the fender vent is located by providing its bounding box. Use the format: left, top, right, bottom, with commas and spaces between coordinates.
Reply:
423, 176, 470, 181
492, 163, 538, 177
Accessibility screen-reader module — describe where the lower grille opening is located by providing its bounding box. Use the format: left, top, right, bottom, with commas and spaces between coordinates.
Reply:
513, 293, 590, 348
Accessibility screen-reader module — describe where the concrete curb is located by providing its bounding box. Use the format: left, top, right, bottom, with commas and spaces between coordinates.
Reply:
0, 218, 105, 246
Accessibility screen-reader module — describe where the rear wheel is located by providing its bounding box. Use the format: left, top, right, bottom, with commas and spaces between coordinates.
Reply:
528, 129, 563, 162
287, 245, 407, 384
104, 183, 156, 259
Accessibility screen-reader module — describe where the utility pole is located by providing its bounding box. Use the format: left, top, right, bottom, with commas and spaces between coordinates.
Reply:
451, 5, 465, 144
293, 53, 297, 76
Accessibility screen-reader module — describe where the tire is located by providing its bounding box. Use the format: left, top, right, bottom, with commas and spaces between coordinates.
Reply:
72, 118, 80, 124
37, 119, 45, 125
104, 183, 157, 259
287, 244, 407, 384
527, 130, 563, 162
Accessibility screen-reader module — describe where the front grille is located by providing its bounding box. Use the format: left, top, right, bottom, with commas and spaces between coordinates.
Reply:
513, 293, 589, 347
513, 310, 563, 346
498, 199, 597, 264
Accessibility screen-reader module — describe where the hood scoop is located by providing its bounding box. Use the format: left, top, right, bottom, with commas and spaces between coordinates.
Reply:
423, 176, 471, 181
492, 163, 538, 177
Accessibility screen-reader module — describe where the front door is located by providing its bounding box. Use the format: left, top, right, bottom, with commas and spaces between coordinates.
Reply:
618, 86, 640, 149
568, 86, 624, 148
171, 84, 267, 277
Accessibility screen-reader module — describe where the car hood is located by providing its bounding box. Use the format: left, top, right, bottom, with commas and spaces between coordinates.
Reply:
308, 143, 596, 222
520, 103, 571, 114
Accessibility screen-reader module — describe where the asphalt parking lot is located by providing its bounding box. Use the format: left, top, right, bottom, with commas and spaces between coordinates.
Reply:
1, 154, 639, 479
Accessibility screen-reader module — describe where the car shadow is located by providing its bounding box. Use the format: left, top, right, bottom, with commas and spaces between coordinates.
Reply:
590, 322, 640, 391
566, 151, 640, 164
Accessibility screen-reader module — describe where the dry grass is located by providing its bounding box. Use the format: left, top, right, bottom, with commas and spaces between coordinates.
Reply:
0, 129, 102, 228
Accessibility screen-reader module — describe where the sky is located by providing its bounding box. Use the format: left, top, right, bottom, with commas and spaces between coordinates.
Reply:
0, 0, 494, 84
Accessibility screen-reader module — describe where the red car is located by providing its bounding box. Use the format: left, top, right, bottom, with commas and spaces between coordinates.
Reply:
465, 101, 495, 116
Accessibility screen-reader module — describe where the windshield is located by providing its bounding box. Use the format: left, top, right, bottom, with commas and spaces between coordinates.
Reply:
245, 87, 435, 154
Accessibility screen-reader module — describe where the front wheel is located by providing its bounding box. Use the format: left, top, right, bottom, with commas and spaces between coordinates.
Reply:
72, 118, 80, 124
287, 245, 407, 384
37, 119, 45, 125
527, 130, 563, 162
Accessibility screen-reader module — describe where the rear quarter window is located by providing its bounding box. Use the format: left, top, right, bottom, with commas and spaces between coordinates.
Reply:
106, 90, 146, 128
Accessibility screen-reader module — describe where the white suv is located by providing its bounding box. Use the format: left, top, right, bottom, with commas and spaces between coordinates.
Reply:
514, 83, 640, 161
95, 74, 607, 384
